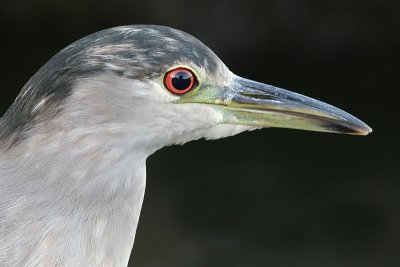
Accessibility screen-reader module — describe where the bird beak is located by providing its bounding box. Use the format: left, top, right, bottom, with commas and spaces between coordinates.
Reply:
177, 75, 372, 135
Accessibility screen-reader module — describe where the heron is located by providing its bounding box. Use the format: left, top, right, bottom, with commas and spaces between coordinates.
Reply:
0, 25, 371, 266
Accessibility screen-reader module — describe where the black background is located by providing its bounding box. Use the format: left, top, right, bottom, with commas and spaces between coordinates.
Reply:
1, 0, 399, 266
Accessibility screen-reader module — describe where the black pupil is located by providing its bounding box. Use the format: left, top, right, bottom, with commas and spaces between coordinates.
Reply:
171, 71, 192, 90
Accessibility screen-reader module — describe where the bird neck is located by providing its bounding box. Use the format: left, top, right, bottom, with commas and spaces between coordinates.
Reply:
0, 129, 147, 266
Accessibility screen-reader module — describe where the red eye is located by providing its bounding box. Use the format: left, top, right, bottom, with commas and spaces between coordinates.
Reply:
164, 68, 196, 94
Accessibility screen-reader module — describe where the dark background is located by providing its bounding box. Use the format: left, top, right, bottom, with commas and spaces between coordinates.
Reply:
1, 0, 399, 266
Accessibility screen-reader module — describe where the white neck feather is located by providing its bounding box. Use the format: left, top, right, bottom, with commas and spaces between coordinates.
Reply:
0, 127, 147, 266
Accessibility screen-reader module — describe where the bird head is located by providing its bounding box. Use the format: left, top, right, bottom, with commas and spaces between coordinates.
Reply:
1, 25, 371, 153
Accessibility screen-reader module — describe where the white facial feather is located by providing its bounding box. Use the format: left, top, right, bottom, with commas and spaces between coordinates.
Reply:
64, 74, 251, 151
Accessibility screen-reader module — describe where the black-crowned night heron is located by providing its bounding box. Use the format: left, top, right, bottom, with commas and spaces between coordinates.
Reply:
0, 25, 371, 266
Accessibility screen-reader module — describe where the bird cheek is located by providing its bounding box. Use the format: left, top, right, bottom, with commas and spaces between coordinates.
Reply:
179, 104, 222, 129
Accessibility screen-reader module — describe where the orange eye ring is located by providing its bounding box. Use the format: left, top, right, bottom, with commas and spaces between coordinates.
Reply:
164, 68, 196, 94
